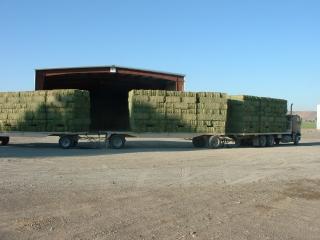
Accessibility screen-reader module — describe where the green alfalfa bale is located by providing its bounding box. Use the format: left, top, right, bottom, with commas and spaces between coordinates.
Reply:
181, 114, 197, 121
6, 112, 27, 121
150, 96, 165, 103
197, 109, 219, 115
181, 109, 197, 114
166, 96, 181, 103
166, 107, 182, 114
181, 96, 197, 104
170, 102, 189, 109
198, 97, 227, 104
131, 112, 151, 120
165, 91, 179, 97
197, 114, 226, 121
166, 112, 182, 120
129, 89, 143, 96
129, 95, 150, 102
155, 90, 166, 96
180, 92, 196, 97
0, 113, 8, 120
0, 96, 7, 103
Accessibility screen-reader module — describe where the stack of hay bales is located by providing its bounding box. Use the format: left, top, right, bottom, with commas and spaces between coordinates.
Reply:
196, 92, 228, 133
128, 90, 166, 132
128, 90, 227, 133
46, 90, 90, 132
0, 89, 90, 132
0, 91, 47, 131
165, 91, 198, 132
227, 95, 287, 133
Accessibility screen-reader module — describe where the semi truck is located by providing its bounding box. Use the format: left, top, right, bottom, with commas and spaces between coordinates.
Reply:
0, 112, 301, 149
0, 66, 302, 149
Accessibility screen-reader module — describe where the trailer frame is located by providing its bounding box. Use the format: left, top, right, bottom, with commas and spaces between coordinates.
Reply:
0, 128, 301, 149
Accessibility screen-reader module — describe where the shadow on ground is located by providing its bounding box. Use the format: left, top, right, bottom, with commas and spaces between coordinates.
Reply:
0, 140, 200, 159
1, 140, 319, 159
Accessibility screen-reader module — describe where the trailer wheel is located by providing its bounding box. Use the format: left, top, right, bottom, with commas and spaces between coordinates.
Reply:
208, 136, 221, 149
259, 136, 267, 147
266, 136, 274, 147
109, 135, 126, 149
192, 136, 206, 148
59, 136, 73, 149
0, 137, 9, 146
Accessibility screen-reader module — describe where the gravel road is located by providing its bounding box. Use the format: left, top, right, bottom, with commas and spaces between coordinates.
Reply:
1, 130, 320, 240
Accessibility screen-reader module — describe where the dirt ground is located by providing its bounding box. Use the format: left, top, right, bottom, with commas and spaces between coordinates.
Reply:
1, 130, 320, 240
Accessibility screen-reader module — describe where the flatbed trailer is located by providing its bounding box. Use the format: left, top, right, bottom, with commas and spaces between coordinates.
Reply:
0, 112, 302, 150
0, 128, 301, 149
0, 131, 109, 149
105, 130, 300, 149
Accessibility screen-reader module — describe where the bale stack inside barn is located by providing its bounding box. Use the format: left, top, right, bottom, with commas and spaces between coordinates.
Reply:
227, 95, 288, 133
128, 90, 227, 133
0, 89, 90, 132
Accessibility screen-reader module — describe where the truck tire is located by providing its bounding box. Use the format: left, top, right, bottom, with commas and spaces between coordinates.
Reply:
259, 136, 267, 147
266, 136, 274, 147
0, 137, 9, 146
109, 135, 126, 149
252, 136, 260, 147
208, 136, 221, 149
59, 136, 73, 149
192, 136, 206, 148
294, 135, 301, 145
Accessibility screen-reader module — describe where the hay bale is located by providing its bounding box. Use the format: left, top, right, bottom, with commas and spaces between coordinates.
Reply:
0, 89, 90, 132
128, 90, 228, 133
226, 95, 287, 133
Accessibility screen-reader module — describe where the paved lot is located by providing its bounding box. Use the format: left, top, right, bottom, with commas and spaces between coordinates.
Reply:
1, 130, 320, 239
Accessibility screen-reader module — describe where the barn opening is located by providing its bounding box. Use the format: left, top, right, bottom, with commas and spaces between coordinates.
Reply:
35, 66, 184, 131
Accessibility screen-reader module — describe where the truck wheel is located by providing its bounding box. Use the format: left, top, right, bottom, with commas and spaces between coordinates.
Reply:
109, 135, 125, 149
266, 136, 274, 147
59, 136, 73, 149
208, 136, 221, 149
252, 137, 260, 147
294, 135, 301, 145
192, 136, 206, 148
0, 137, 9, 146
259, 136, 267, 147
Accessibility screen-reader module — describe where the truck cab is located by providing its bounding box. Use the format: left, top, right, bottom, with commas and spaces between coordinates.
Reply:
284, 114, 302, 145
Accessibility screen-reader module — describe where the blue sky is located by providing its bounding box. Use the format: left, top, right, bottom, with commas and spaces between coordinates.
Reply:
0, 0, 319, 110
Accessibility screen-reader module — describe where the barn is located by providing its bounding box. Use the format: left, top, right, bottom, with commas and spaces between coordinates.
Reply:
35, 66, 185, 131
